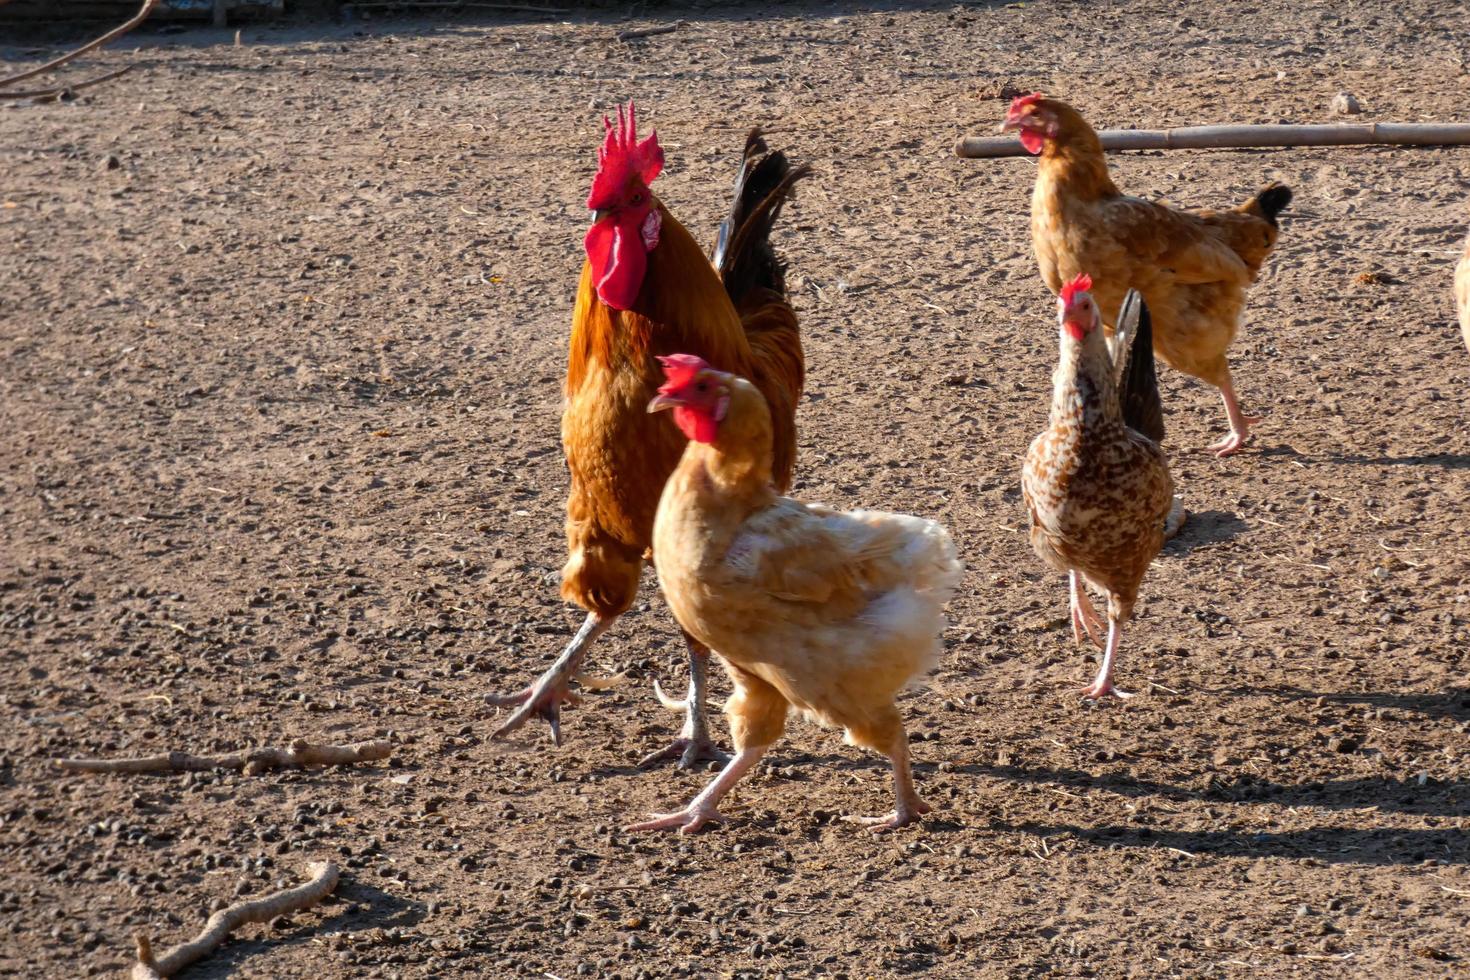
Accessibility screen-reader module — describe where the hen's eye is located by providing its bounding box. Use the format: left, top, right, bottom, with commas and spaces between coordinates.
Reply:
696, 382, 708, 392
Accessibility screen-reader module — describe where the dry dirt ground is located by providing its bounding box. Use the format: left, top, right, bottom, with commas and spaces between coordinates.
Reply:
3, 1, 1470, 976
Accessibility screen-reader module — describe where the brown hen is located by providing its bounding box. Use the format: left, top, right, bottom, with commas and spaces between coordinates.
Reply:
1003, 94, 1291, 456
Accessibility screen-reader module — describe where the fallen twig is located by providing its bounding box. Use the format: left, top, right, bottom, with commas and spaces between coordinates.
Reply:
0, 66, 134, 101
54, 738, 390, 777
616, 22, 682, 42
956, 122, 1470, 158
131, 861, 339, 979
0, 0, 158, 90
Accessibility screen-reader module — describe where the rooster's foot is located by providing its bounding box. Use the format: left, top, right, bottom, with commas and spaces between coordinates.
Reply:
638, 735, 729, 770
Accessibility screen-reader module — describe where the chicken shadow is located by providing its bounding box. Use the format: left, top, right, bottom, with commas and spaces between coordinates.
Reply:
1259, 445, 1470, 470
1162, 508, 1248, 555
185, 881, 423, 979
1226, 685, 1470, 724
993, 820, 1468, 867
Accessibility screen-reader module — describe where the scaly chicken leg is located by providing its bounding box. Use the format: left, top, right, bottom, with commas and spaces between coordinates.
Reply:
638, 636, 729, 768
488, 612, 612, 744
1209, 372, 1261, 457
1069, 571, 1106, 649
842, 723, 932, 832
1079, 614, 1135, 701
625, 744, 770, 835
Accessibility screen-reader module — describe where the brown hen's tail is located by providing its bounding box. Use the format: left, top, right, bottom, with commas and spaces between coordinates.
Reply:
1113, 291, 1165, 444
713, 129, 813, 304
1240, 181, 1293, 228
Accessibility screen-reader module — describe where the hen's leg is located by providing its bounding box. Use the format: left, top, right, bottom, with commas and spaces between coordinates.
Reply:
628, 668, 785, 834
488, 612, 614, 745
844, 709, 931, 832
639, 635, 729, 769
1079, 614, 1134, 701
1209, 372, 1261, 457
625, 745, 769, 835
1070, 571, 1105, 649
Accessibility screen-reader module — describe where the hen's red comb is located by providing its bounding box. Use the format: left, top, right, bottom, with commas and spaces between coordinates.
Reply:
587, 102, 665, 211
1059, 273, 1093, 306
1009, 91, 1044, 114
656, 353, 712, 392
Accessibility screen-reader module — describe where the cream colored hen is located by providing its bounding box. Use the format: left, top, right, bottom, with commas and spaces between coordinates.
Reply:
628, 354, 961, 834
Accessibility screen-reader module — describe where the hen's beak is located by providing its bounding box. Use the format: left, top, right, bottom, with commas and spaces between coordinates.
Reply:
998, 116, 1020, 133
647, 393, 681, 413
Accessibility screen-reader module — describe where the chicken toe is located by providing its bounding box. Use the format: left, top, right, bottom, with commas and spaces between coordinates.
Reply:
627, 745, 768, 835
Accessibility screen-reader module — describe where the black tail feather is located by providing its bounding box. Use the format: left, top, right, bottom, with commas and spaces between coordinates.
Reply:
1253, 182, 1293, 227
1117, 291, 1165, 444
714, 129, 812, 303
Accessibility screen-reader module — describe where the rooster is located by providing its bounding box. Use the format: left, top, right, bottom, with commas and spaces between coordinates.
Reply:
1002, 94, 1291, 456
625, 355, 961, 833
488, 104, 809, 768
1023, 277, 1175, 700
1456, 229, 1470, 354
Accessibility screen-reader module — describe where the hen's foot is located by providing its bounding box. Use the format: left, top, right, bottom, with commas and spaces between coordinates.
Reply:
1209, 414, 1260, 457
1069, 573, 1105, 649
1078, 681, 1135, 701
625, 805, 726, 835
843, 798, 931, 833
637, 735, 729, 770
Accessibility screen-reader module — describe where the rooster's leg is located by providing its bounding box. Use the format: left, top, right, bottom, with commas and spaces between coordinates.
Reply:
1209, 373, 1261, 457
1069, 571, 1105, 649
488, 612, 614, 745
638, 636, 730, 769
845, 724, 932, 832
1079, 615, 1134, 701
625, 744, 769, 835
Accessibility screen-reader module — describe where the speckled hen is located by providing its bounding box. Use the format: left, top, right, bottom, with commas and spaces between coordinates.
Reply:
1023, 276, 1175, 700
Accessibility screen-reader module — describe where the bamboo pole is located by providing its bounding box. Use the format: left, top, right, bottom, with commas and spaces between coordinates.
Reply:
955, 123, 1470, 159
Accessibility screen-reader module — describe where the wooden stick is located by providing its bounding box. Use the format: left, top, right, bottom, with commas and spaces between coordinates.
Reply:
0, 66, 133, 101
54, 738, 390, 777
0, 0, 159, 90
616, 22, 682, 42
955, 122, 1470, 159
131, 861, 339, 979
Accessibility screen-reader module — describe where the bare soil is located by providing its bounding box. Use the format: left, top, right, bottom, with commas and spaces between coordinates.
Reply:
3, 1, 1469, 976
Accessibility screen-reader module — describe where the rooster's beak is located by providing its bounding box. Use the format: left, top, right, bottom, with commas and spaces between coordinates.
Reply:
592, 209, 610, 222
647, 393, 681, 413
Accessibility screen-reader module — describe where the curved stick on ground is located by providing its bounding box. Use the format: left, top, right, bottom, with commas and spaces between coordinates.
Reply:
0, 0, 159, 89
131, 861, 339, 980
0, 66, 134, 101
53, 739, 391, 777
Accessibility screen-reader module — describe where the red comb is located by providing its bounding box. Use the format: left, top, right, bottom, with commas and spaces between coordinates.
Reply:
1059, 273, 1093, 306
1009, 91, 1044, 113
656, 353, 711, 392
587, 102, 665, 211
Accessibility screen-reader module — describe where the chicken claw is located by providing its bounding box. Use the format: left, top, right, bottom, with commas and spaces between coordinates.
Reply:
1210, 380, 1260, 457
637, 641, 729, 769
625, 805, 727, 835
488, 612, 612, 745
843, 798, 931, 833
1078, 681, 1135, 701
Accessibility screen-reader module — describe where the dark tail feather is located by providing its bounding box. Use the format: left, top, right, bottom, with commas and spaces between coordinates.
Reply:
1249, 182, 1293, 228
1116, 291, 1165, 444
713, 128, 812, 303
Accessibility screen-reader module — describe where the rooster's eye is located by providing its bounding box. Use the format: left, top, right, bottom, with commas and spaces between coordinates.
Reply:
696, 382, 708, 392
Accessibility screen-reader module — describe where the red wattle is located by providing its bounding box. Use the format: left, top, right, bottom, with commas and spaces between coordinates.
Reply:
673, 406, 719, 444
584, 216, 647, 310
1065, 320, 1088, 341
1019, 128, 1045, 155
